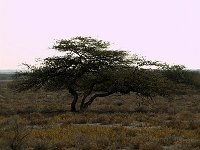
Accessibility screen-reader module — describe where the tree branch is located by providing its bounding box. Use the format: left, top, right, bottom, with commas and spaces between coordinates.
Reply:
81, 90, 116, 111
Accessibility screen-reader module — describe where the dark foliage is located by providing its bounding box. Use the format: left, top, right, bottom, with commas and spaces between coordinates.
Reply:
11, 36, 189, 112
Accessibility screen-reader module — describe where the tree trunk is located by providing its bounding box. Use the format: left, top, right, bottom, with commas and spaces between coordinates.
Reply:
69, 87, 78, 112
80, 84, 95, 112
71, 94, 78, 112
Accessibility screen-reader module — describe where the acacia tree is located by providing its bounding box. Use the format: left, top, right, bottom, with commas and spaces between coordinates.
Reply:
12, 36, 181, 112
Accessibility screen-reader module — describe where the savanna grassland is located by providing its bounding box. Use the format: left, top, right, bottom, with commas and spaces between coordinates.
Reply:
0, 80, 200, 150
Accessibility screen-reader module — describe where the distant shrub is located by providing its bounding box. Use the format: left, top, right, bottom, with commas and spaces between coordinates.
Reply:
0, 74, 13, 80
163, 66, 200, 89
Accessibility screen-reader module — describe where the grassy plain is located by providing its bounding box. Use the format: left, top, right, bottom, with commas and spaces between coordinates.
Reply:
0, 80, 200, 150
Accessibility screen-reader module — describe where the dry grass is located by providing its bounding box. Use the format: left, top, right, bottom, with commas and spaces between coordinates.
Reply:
0, 81, 200, 149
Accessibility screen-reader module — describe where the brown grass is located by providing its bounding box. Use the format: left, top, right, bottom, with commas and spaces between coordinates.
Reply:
0, 81, 200, 149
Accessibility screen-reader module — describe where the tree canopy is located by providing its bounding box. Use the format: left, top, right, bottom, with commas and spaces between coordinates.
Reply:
12, 36, 192, 112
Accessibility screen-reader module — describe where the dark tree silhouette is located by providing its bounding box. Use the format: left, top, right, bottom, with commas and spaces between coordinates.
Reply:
12, 36, 186, 112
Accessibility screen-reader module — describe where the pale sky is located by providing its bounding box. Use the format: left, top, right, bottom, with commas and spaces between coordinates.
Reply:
0, 0, 200, 69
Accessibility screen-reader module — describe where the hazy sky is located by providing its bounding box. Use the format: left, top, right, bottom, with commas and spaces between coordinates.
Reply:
0, 0, 200, 69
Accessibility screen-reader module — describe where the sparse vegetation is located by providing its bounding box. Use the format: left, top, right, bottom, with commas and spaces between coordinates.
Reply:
1, 37, 200, 149
1, 79, 200, 149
